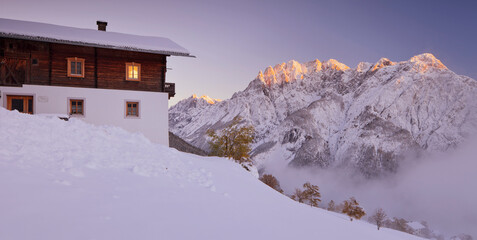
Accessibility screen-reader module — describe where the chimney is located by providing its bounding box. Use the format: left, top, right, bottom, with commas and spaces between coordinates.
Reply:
96, 21, 107, 31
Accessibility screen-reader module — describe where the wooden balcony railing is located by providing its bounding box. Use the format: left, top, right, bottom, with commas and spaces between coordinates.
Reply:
164, 82, 175, 99
0, 57, 27, 86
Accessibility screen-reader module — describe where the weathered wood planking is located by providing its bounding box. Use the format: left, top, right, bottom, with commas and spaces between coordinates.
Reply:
0, 37, 169, 93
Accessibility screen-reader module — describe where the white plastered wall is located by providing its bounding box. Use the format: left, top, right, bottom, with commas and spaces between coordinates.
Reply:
0, 84, 169, 146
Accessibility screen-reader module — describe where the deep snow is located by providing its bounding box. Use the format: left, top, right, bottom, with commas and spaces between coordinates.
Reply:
0, 108, 423, 240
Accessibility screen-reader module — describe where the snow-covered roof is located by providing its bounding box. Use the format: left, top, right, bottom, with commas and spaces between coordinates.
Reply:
0, 18, 192, 57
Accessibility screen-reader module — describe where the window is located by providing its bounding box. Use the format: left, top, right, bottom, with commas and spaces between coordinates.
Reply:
67, 57, 85, 78
70, 99, 84, 115
6, 95, 33, 114
126, 101, 139, 117
126, 62, 141, 81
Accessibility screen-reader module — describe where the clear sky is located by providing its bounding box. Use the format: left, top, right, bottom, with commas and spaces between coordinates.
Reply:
2, 0, 476, 106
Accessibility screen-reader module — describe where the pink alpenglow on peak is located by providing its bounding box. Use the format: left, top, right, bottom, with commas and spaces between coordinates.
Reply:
257, 59, 349, 86
372, 58, 396, 71
257, 70, 265, 84
322, 59, 350, 71
256, 53, 448, 87
409, 53, 447, 72
285, 60, 308, 81
273, 63, 290, 84
192, 94, 222, 104
262, 66, 278, 86
304, 59, 323, 73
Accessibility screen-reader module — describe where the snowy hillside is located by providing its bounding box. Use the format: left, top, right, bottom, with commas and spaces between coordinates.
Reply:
169, 53, 477, 178
0, 108, 424, 240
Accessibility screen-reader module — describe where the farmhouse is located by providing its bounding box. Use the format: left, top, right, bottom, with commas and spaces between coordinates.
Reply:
0, 18, 192, 145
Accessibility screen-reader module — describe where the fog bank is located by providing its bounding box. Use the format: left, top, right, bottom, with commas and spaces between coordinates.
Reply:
262, 138, 477, 238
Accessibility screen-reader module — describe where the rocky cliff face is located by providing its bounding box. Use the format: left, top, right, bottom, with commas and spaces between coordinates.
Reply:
169, 53, 477, 178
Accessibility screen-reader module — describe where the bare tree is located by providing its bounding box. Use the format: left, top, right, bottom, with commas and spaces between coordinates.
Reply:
291, 188, 304, 202
327, 200, 336, 211
335, 202, 345, 213
370, 208, 387, 230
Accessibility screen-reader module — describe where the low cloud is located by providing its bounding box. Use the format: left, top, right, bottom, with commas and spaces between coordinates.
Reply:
262, 138, 477, 238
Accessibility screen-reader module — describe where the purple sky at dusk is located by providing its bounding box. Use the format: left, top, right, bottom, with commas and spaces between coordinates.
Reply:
2, 0, 476, 106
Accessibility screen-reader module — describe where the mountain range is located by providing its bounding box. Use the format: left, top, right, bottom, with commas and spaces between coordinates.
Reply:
169, 53, 477, 178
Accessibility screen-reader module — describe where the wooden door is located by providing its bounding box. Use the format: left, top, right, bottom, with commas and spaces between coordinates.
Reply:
6, 95, 33, 114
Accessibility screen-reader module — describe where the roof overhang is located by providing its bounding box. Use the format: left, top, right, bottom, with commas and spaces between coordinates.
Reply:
0, 18, 194, 58
0, 32, 195, 57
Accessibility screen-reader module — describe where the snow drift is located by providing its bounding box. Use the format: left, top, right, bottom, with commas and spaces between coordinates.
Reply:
0, 108, 424, 240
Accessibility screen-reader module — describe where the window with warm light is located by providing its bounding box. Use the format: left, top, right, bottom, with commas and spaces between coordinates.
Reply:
126, 101, 139, 117
70, 99, 84, 115
126, 62, 141, 81
67, 57, 85, 78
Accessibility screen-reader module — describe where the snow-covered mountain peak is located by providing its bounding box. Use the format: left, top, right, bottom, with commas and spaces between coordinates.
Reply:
258, 58, 350, 87
262, 66, 277, 86
372, 57, 395, 71
284, 60, 306, 73
322, 59, 350, 71
280, 60, 308, 82
408, 53, 447, 72
304, 59, 323, 72
192, 94, 222, 104
356, 62, 373, 72
256, 70, 267, 86
169, 94, 221, 116
256, 54, 447, 88
170, 53, 477, 179
259, 60, 308, 86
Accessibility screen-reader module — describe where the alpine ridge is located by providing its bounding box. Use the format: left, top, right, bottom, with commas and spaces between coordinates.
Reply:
169, 53, 477, 178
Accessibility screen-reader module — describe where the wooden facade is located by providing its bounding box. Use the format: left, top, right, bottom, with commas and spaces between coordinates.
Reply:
0, 37, 175, 98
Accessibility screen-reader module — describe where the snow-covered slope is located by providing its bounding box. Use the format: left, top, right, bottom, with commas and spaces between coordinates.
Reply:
169, 53, 477, 177
0, 108, 424, 240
